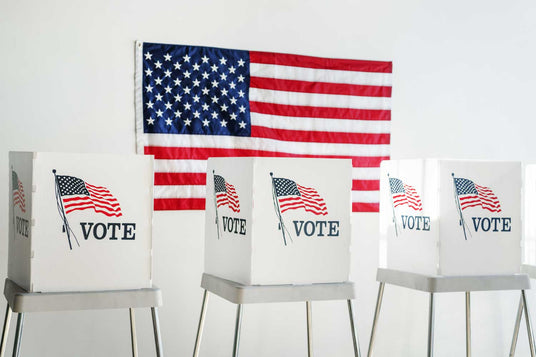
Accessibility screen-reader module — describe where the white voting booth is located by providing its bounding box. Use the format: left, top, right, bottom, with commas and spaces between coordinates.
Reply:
379, 159, 521, 276
8, 152, 154, 292
204, 157, 352, 285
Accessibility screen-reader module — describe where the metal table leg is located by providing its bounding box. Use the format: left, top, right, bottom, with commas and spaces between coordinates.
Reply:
232, 304, 243, 357
129, 308, 138, 357
347, 300, 361, 357
465, 292, 471, 357
367, 282, 385, 357
193, 290, 209, 357
427, 293, 435, 357
0, 305, 12, 357
510, 294, 524, 357
151, 307, 164, 357
12, 313, 24, 357
306, 301, 313, 357
522, 290, 536, 357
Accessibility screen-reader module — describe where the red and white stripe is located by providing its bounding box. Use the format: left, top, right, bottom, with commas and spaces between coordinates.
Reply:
13, 180, 26, 213
141, 50, 391, 212
216, 182, 240, 213
459, 184, 501, 213
62, 183, 122, 217
278, 184, 328, 216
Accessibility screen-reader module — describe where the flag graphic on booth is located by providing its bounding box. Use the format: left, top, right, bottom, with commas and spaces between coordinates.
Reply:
12, 170, 26, 213
212, 172, 240, 240
270, 174, 327, 245
452, 174, 501, 240
387, 175, 423, 237
53, 170, 122, 250
136, 42, 392, 213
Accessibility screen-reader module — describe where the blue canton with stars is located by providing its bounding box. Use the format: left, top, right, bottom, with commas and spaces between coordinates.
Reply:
142, 43, 251, 136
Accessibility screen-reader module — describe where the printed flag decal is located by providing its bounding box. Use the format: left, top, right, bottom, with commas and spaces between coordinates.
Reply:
53, 170, 122, 250
388, 177, 423, 211
214, 174, 240, 213
12, 171, 26, 213
135, 41, 392, 213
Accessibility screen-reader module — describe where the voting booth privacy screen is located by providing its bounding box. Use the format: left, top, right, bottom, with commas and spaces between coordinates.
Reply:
204, 157, 352, 285
379, 159, 521, 276
8, 152, 154, 292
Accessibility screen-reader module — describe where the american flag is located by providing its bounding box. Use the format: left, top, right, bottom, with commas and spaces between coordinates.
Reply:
454, 177, 501, 213
272, 177, 327, 215
214, 174, 240, 212
12, 171, 26, 213
136, 42, 391, 212
388, 177, 423, 211
55, 175, 122, 217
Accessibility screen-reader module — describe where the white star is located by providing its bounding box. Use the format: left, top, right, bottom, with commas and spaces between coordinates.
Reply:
201, 55, 209, 63
164, 85, 172, 93
220, 73, 227, 81
237, 75, 245, 82
211, 95, 219, 103
145, 52, 152, 60
221, 88, 228, 96
183, 86, 191, 94
164, 53, 172, 61
220, 119, 228, 127
229, 82, 236, 89
174, 62, 181, 70
192, 79, 200, 87
237, 59, 245, 67
164, 69, 172, 77
230, 97, 237, 105
239, 121, 246, 129
202, 103, 209, 111
156, 109, 164, 117
146, 117, 155, 125
165, 117, 173, 126
184, 102, 192, 110
193, 110, 201, 118
238, 90, 245, 98
211, 111, 218, 119
220, 104, 228, 111
228, 66, 236, 74
202, 87, 210, 95
145, 84, 153, 92
220, 57, 227, 65
192, 63, 200, 71
192, 94, 200, 103
183, 118, 192, 126
183, 70, 191, 78
155, 77, 163, 85
211, 64, 218, 72
183, 54, 191, 62
145, 68, 153, 76
155, 93, 163, 101
155, 60, 162, 69
202, 118, 210, 126
211, 80, 219, 88
146, 100, 154, 109
175, 109, 182, 117
202, 72, 210, 80
239, 105, 246, 113
230, 113, 237, 120
164, 101, 172, 110
174, 78, 181, 86
174, 94, 182, 102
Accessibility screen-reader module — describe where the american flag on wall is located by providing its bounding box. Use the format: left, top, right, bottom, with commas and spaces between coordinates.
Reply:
135, 41, 392, 212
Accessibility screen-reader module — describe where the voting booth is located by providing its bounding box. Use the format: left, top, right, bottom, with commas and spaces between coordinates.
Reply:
204, 157, 352, 285
8, 152, 154, 292
524, 165, 536, 265
379, 159, 521, 276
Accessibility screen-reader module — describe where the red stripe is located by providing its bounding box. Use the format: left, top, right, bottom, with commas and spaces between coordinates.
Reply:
250, 101, 390, 121
251, 126, 390, 145
353, 180, 379, 191
155, 172, 207, 186
250, 51, 392, 73
250, 77, 392, 97
353, 202, 379, 212
154, 198, 205, 210
145, 146, 389, 167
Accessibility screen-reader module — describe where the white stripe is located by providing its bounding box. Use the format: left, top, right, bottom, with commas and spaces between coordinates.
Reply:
352, 167, 380, 180
249, 88, 391, 110
352, 190, 379, 203
250, 63, 392, 86
251, 112, 390, 133
143, 133, 390, 157
154, 185, 206, 199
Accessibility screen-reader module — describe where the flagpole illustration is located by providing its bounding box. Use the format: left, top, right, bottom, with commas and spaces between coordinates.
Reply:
452, 173, 471, 240
270, 172, 291, 246
387, 174, 399, 237
53, 170, 80, 250
213, 170, 221, 240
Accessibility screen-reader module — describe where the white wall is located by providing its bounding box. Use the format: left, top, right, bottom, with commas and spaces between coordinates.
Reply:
1, 0, 536, 356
